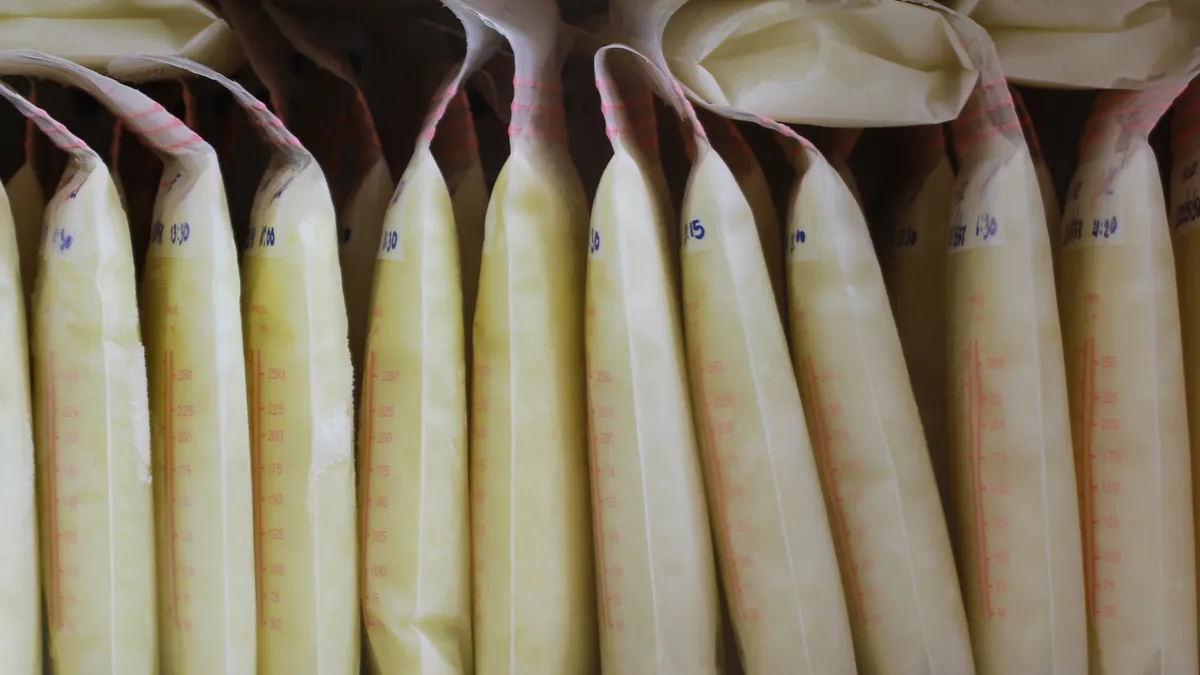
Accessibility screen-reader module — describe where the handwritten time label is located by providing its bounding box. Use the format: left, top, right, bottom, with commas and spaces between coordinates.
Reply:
245, 171, 298, 258
586, 226, 603, 260
1061, 158, 1126, 248
377, 226, 404, 262
150, 220, 198, 259
1061, 216, 1122, 248
682, 218, 714, 253
787, 223, 817, 263
948, 210, 1005, 252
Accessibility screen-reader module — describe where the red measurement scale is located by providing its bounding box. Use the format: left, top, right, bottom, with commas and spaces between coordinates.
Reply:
247, 338, 288, 634
360, 339, 397, 631
43, 353, 80, 633
684, 302, 758, 624
799, 356, 875, 628
585, 342, 625, 634
958, 294, 1013, 624
1075, 297, 1121, 624
159, 345, 196, 634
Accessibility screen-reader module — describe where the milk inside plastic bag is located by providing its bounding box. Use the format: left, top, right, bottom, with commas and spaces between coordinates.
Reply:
463, 1, 597, 670
585, 48, 720, 674
0, 60, 158, 675
355, 11, 496, 670
946, 76, 1087, 674
781, 125, 972, 673
1059, 86, 1197, 674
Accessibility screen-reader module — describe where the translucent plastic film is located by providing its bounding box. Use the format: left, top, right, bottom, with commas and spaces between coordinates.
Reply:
585, 50, 720, 674
463, 0, 597, 669
947, 77, 1087, 674
356, 11, 496, 669
1059, 87, 1197, 674
782, 130, 972, 674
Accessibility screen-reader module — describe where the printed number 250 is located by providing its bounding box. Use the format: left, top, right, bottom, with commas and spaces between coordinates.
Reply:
684, 219, 705, 243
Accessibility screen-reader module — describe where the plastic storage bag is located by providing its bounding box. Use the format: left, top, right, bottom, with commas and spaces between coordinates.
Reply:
0, 53, 158, 675
585, 47, 721, 673
460, 0, 598, 671
947, 74, 1087, 674
775, 120, 972, 672
354, 7, 496, 672
92, 54, 257, 674
0, 84, 39, 675
881, 125, 955, 520
946, 0, 1200, 90
115, 54, 360, 675
0, 1, 242, 73
633, 0, 988, 128
1058, 86, 1197, 674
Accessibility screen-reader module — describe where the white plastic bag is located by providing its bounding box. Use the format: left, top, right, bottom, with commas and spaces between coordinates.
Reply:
585, 46, 721, 673
457, 0, 598, 672
946, 73, 1087, 674
354, 7, 496, 672
779, 120, 973, 673
1059, 85, 1197, 674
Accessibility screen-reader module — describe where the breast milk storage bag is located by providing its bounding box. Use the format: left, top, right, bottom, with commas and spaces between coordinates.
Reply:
1059, 86, 1198, 674
881, 126, 955, 515
118, 55, 359, 675
0, 94, 39, 675
1173, 78, 1200, 651
356, 10, 496, 671
947, 77, 1087, 674
780, 126, 972, 673
584, 50, 720, 674
672, 100, 855, 673
465, 1, 597, 672
90, 56, 257, 673
0, 62, 157, 675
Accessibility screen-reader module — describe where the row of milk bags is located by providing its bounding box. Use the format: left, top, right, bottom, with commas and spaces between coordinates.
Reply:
0, 3, 1197, 675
